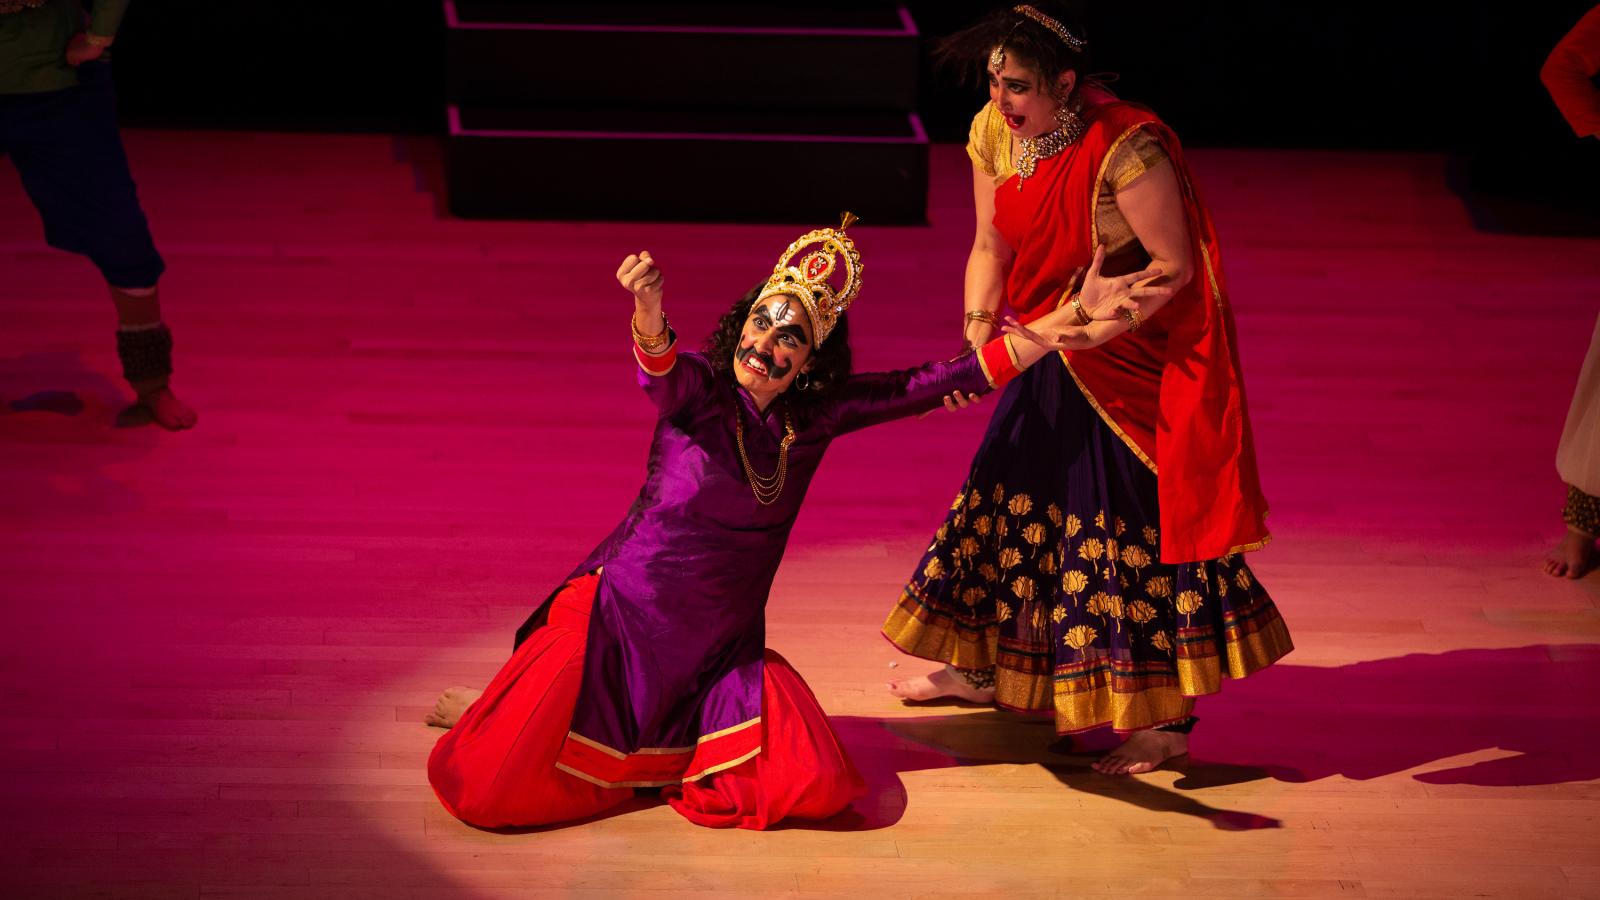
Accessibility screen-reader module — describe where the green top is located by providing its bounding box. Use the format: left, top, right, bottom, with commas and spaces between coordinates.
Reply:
0, 0, 130, 95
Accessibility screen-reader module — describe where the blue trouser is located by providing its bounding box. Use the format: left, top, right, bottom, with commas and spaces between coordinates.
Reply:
0, 60, 164, 288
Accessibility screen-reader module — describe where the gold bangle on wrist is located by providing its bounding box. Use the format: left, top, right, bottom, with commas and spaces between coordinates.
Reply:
631, 310, 671, 351
964, 309, 1002, 329
1123, 307, 1142, 333
1070, 294, 1092, 326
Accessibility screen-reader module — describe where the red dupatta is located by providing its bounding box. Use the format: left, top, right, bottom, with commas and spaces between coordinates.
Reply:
991, 99, 1270, 563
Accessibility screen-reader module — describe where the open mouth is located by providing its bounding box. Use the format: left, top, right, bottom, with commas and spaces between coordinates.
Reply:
741, 356, 770, 377
1004, 112, 1026, 129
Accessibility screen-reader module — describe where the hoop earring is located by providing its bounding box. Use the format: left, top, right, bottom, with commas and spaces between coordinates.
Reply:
794, 372, 811, 392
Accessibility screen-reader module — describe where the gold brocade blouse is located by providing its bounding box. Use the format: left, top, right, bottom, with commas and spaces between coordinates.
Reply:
966, 102, 1167, 265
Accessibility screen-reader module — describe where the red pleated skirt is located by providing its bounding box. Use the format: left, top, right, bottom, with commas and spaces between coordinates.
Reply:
427, 573, 865, 830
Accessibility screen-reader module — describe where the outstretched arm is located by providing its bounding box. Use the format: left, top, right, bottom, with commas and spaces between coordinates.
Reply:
827, 334, 1059, 436
617, 251, 713, 416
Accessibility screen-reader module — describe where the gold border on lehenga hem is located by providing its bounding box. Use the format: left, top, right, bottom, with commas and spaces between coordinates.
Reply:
882, 593, 998, 671
993, 668, 1054, 712
891, 588, 1294, 734
1026, 612, 1290, 733
1050, 683, 1197, 735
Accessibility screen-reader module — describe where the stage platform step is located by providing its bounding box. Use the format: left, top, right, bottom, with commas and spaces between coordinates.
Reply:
447, 104, 928, 223
445, 1, 918, 109
443, 1, 927, 223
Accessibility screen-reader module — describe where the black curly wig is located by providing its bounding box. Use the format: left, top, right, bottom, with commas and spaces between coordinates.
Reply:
936, 2, 1092, 91
703, 281, 852, 406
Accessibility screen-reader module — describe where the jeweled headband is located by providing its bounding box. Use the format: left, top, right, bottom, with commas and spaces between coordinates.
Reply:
1012, 5, 1086, 51
990, 4, 1088, 70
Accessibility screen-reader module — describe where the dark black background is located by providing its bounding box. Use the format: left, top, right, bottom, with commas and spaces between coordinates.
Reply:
106, 1, 1593, 152
104, 0, 1600, 222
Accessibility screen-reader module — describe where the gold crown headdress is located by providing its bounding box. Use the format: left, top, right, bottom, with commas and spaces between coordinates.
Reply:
990, 5, 1087, 70
756, 212, 862, 345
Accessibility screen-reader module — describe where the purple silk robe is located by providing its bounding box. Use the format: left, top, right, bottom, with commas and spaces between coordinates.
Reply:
515, 348, 990, 770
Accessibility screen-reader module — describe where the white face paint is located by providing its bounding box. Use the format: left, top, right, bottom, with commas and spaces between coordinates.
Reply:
768, 296, 801, 328
734, 295, 815, 407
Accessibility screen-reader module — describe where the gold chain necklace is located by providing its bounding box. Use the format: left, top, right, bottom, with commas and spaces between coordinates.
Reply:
734, 405, 796, 506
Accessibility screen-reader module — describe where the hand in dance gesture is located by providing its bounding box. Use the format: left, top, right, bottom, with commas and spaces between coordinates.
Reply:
617, 251, 664, 308
1076, 244, 1171, 320
1003, 246, 1177, 352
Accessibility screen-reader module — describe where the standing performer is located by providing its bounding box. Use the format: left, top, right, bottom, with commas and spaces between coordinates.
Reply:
1, 0, 194, 429
884, 3, 1293, 775
424, 218, 1150, 830
1541, 7, 1600, 578
1546, 312, 1600, 578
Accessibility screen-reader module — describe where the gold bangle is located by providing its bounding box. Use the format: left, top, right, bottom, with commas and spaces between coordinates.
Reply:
964, 309, 1001, 329
631, 310, 671, 351
1070, 294, 1092, 326
1123, 308, 1142, 333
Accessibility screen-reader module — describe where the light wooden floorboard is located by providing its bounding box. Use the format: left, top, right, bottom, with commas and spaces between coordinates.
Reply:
3, 132, 1599, 898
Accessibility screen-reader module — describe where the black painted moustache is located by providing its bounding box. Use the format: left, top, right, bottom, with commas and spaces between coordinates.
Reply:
737, 344, 793, 379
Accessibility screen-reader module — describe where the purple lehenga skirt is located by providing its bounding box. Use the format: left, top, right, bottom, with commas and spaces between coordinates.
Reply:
883, 354, 1293, 733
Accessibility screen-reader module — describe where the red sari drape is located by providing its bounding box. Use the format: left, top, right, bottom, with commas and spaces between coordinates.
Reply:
992, 98, 1270, 563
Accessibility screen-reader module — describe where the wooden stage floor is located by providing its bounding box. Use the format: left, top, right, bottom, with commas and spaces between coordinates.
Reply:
3, 131, 1598, 899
